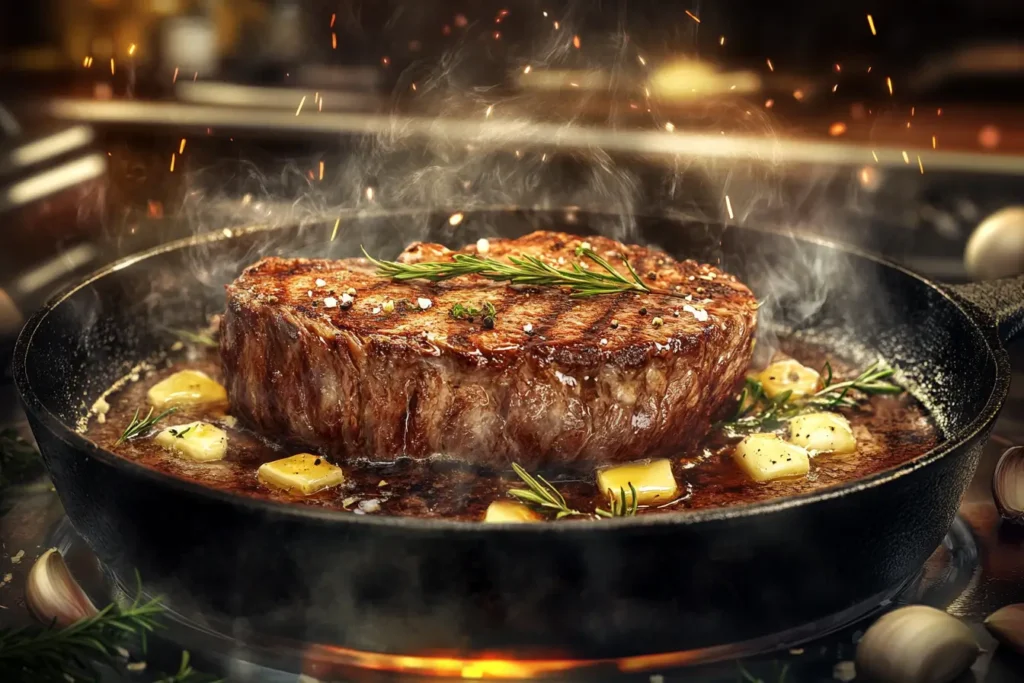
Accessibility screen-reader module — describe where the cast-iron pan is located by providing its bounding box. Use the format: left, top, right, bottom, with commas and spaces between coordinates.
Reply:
13, 209, 1024, 659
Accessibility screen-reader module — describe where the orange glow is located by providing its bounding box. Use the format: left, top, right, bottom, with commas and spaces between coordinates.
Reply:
302, 643, 710, 680
829, 122, 847, 136
911, 106, 915, 116
792, 89, 804, 101
573, 35, 580, 48
937, 108, 942, 116
867, 14, 877, 35
147, 200, 163, 218
332, 32, 337, 49
110, 58, 115, 75
685, 10, 701, 23
764, 99, 774, 108
979, 125, 1001, 149
834, 63, 841, 73
493, 31, 502, 40
128, 44, 136, 56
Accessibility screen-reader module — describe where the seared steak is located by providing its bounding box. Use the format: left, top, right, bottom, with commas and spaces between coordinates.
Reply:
220, 231, 757, 468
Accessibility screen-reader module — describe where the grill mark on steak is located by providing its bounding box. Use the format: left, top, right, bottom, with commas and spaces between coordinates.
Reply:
221, 230, 758, 468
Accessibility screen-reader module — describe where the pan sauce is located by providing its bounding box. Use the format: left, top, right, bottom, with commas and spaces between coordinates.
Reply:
86, 342, 939, 520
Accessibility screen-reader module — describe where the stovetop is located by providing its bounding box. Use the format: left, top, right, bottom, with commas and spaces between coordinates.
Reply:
3, 339, 1024, 682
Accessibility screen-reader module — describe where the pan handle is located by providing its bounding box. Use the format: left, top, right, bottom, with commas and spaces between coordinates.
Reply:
946, 275, 1024, 343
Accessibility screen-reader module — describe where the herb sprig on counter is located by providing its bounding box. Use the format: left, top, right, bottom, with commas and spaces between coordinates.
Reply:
722, 360, 902, 436
364, 245, 688, 299
507, 463, 590, 519
0, 571, 218, 683
116, 407, 177, 445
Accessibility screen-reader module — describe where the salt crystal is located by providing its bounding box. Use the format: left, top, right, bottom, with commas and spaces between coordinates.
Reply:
324, 297, 338, 308
417, 297, 432, 310
315, 278, 326, 287
523, 323, 533, 334
683, 304, 709, 322
476, 238, 490, 253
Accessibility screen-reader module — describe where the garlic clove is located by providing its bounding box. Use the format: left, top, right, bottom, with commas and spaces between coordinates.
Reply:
984, 603, 1024, 655
26, 548, 99, 628
855, 605, 978, 683
993, 446, 1024, 523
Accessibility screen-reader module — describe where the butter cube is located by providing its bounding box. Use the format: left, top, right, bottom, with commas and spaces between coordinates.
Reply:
147, 370, 227, 409
788, 412, 857, 454
733, 433, 809, 482
258, 453, 345, 496
154, 421, 228, 462
596, 458, 678, 506
484, 500, 541, 523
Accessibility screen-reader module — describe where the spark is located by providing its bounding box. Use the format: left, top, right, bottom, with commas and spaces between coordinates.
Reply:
917, 155, 924, 174
110, 58, 115, 75
871, 150, 879, 162
553, 21, 560, 29
911, 106, 915, 116
906, 121, 911, 128
829, 122, 847, 136
867, 66, 872, 73
172, 67, 179, 83
638, 55, 646, 65
82, 56, 90, 67
719, 36, 725, 45
665, 122, 675, 132
573, 35, 580, 48
332, 33, 337, 49
493, 31, 501, 40
932, 135, 937, 149
449, 213, 465, 226
543, 11, 548, 17
330, 12, 336, 27
685, 10, 701, 23
569, 82, 578, 87
725, 195, 734, 220
901, 151, 910, 164
128, 44, 136, 56
834, 63, 841, 72
486, 104, 495, 117
179, 138, 186, 154
318, 97, 322, 112
331, 218, 341, 241
792, 89, 804, 101
867, 14, 877, 35
496, 9, 509, 22
295, 95, 307, 116
937, 108, 943, 116
765, 99, 774, 108
169, 153, 176, 172
381, 56, 390, 66
886, 77, 893, 95
766, 58, 774, 72
193, 71, 197, 81
319, 161, 324, 180
832, 84, 838, 93
524, 65, 532, 74
411, 82, 417, 90
365, 187, 375, 201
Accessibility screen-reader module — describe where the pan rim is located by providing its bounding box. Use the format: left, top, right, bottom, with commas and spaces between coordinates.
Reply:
13, 209, 1010, 533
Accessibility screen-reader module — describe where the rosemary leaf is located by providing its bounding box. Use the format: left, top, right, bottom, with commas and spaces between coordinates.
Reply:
363, 245, 689, 299
116, 407, 177, 445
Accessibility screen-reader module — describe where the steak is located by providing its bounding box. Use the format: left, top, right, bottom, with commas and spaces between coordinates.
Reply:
220, 231, 757, 469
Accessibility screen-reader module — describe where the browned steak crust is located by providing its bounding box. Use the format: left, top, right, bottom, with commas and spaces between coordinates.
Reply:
220, 231, 757, 468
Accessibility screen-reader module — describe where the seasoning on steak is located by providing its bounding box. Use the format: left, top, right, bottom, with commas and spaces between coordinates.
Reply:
220, 231, 758, 469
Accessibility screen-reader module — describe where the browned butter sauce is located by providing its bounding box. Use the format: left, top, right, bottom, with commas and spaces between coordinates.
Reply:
87, 343, 939, 521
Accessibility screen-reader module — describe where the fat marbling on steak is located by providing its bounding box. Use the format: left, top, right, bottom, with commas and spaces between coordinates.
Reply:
220, 231, 758, 468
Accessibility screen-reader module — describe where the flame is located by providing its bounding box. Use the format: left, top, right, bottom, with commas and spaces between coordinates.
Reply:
302, 644, 710, 680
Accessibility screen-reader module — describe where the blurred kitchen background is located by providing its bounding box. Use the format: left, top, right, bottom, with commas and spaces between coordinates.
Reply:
0, 0, 1022, 363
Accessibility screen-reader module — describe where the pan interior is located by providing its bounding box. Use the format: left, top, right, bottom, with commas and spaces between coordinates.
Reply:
17, 210, 1000, 509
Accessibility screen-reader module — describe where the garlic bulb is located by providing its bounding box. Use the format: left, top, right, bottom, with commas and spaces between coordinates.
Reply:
855, 605, 978, 683
26, 548, 98, 627
993, 446, 1024, 523
985, 603, 1024, 655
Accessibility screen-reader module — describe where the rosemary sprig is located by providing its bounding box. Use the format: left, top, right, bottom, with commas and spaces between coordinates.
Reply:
363, 245, 686, 299
722, 360, 901, 436
595, 484, 639, 518
116, 407, 177, 445
0, 576, 163, 681
507, 463, 589, 519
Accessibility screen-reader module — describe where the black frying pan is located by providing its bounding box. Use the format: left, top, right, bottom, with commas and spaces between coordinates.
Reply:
13, 209, 1024, 662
